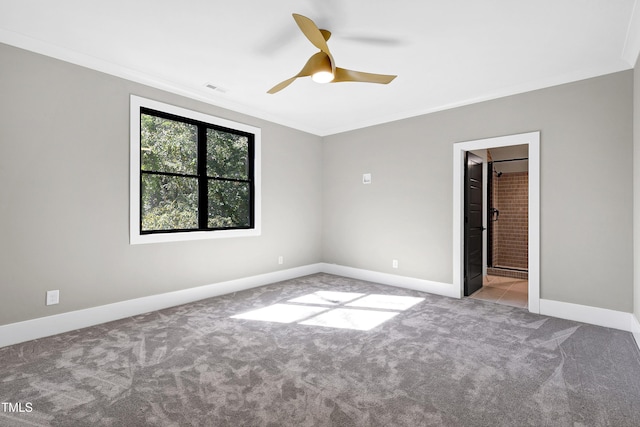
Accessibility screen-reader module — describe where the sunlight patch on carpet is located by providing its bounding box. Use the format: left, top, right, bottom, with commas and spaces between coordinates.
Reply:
231, 291, 424, 331
299, 308, 399, 331
231, 304, 328, 323
288, 291, 365, 305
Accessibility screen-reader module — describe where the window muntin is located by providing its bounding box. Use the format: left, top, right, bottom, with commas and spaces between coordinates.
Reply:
130, 95, 261, 244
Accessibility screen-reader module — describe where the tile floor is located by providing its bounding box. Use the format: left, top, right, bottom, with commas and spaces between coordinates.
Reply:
469, 275, 528, 309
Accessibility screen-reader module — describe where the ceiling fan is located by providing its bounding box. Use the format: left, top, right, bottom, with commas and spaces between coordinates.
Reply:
267, 13, 397, 94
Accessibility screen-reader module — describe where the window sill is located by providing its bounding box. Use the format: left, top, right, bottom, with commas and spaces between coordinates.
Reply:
130, 227, 261, 245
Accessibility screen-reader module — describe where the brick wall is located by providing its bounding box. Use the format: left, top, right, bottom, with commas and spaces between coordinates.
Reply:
492, 171, 528, 270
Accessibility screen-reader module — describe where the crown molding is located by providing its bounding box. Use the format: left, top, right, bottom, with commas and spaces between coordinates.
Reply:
321, 63, 631, 136
1, 25, 635, 138
0, 29, 326, 136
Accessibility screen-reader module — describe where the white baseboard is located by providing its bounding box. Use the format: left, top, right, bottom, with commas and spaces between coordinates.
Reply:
2, 264, 638, 351
539, 299, 635, 332
0, 264, 323, 348
319, 263, 459, 299
632, 314, 640, 351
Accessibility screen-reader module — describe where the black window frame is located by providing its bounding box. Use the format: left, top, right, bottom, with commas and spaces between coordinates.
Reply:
139, 107, 256, 235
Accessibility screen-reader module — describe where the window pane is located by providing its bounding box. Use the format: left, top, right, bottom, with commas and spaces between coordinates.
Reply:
142, 174, 198, 231
141, 114, 197, 175
208, 180, 250, 228
207, 129, 249, 179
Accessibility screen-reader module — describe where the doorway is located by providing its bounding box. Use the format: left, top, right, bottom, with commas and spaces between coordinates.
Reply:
453, 132, 540, 313
487, 155, 529, 278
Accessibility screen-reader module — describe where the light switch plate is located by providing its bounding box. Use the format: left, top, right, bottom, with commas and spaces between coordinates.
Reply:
363, 173, 372, 184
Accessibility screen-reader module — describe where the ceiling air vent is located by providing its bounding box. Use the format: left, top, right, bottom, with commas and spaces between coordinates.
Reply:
205, 83, 227, 94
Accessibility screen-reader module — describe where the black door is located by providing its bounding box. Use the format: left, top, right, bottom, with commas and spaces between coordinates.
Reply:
464, 152, 484, 296
487, 161, 495, 268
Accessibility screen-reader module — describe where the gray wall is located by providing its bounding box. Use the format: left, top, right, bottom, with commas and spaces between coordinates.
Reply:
1, 42, 635, 327
0, 43, 323, 326
323, 71, 634, 312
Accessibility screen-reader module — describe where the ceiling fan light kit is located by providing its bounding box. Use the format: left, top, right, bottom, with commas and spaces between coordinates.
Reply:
310, 51, 334, 83
311, 71, 334, 84
267, 13, 397, 94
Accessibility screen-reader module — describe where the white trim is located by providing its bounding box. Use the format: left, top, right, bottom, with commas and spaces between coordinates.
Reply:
2, 263, 638, 349
0, 264, 323, 348
0, 28, 327, 137
540, 299, 636, 333
318, 64, 631, 136
129, 95, 262, 245
453, 132, 541, 312
482, 161, 488, 279
320, 263, 459, 299
528, 134, 541, 311
632, 314, 640, 351
0, 29, 631, 138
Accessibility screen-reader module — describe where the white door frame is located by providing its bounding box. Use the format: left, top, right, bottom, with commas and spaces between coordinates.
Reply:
453, 131, 540, 313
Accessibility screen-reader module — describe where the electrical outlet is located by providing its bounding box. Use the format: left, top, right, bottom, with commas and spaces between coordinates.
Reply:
278, 255, 284, 265
392, 259, 399, 269
46, 290, 59, 306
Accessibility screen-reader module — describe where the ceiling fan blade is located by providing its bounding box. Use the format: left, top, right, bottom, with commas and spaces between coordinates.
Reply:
267, 76, 299, 94
319, 29, 332, 42
267, 52, 331, 94
292, 13, 331, 53
332, 67, 397, 84
292, 13, 336, 74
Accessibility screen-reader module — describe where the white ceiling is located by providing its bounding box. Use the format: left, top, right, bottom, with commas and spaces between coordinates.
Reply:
1, 0, 639, 136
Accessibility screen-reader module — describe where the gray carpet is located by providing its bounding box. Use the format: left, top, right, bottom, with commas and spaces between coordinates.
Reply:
1, 273, 639, 426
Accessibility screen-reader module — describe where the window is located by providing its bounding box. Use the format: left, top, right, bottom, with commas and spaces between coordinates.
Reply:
130, 95, 261, 244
